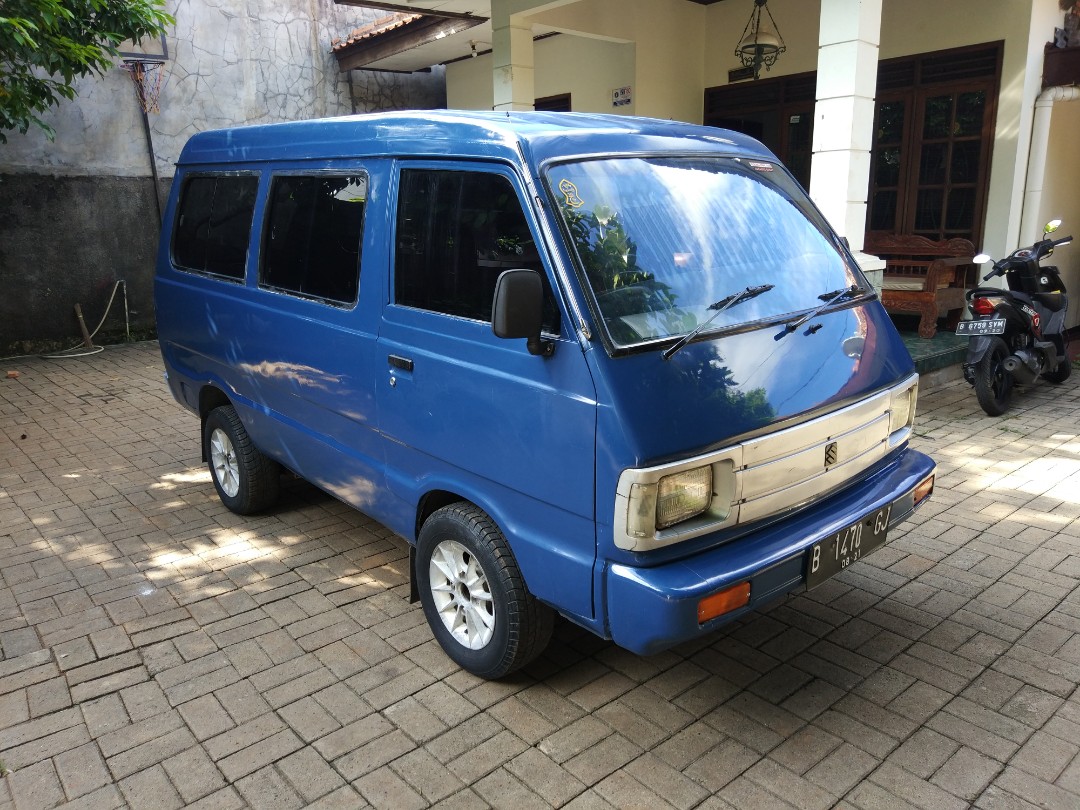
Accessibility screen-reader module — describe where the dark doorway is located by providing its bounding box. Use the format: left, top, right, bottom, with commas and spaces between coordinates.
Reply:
535, 93, 571, 112
704, 73, 816, 190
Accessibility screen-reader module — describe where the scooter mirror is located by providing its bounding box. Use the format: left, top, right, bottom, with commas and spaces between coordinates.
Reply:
973, 253, 993, 264
1044, 219, 1062, 234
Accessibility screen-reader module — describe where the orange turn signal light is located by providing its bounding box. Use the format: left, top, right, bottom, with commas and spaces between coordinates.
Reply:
697, 581, 751, 624
913, 474, 935, 507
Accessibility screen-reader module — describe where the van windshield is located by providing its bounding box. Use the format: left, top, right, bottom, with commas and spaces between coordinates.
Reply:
546, 157, 863, 349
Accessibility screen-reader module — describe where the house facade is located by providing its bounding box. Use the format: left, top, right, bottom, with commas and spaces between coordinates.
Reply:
2, 0, 1076, 354
343, 0, 1079, 329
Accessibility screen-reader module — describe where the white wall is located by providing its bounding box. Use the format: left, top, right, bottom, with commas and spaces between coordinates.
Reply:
1039, 99, 1080, 329
447, 34, 635, 113
456, 0, 703, 121
704, 0, 820, 87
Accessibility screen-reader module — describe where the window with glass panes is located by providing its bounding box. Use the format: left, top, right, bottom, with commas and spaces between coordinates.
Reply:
867, 43, 1002, 245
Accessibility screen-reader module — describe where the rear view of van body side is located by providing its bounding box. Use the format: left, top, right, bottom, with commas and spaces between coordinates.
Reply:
155, 111, 936, 679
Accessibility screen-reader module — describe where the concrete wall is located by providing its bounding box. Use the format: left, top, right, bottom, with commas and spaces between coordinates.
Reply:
0, 0, 445, 355
0, 175, 166, 355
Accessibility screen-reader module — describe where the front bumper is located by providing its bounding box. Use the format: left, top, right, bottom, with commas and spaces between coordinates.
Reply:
604, 447, 936, 655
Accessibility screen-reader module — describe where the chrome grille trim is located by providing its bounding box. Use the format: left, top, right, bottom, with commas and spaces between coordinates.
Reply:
613, 374, 919, 552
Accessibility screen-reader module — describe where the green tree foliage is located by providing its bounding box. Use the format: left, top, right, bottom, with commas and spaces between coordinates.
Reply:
0, 0, 172, 142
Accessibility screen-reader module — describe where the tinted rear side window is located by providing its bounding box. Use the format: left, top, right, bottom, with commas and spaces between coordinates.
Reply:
260, 174, 367, 306
173, 175, 259, 279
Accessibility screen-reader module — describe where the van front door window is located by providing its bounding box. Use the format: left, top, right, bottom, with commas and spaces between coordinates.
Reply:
395, 168, 558, 332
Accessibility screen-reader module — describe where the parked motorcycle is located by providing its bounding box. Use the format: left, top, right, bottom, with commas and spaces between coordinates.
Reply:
959, 220, 1072, 416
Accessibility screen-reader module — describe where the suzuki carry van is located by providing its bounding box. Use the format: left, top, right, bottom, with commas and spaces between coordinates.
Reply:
155, 111, 936, 678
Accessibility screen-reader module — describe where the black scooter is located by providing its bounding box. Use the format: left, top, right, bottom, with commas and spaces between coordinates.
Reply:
959, 220, 1072, 416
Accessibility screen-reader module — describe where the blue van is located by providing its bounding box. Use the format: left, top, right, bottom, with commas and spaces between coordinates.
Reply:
155, 111, 935, 678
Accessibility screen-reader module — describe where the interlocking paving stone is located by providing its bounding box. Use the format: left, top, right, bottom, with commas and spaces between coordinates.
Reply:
3, 342, 1080, 808
105, 726, 197, 780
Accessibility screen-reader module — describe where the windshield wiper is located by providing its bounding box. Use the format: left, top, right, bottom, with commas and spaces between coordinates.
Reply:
778, 284, 866, 337
662, 284, 774, 361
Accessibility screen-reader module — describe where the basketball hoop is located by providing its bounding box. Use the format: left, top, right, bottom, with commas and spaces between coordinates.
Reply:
120, 58, 167, 114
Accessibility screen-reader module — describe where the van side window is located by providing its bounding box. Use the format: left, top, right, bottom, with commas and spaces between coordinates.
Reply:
173, 175, 258, 280
395, 169, 557, 330
261, 174, 367, 306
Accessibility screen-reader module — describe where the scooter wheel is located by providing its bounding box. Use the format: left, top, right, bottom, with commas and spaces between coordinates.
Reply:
1045, 357, 1072, 384
974, 337, 1012, 416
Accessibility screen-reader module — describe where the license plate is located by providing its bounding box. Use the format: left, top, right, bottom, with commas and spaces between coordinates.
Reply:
956, 319, 1005, 336
805, 505, 891, 590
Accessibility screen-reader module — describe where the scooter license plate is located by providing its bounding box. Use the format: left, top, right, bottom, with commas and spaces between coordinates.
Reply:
805, 505, 891, 590
956, 319, 1005, 336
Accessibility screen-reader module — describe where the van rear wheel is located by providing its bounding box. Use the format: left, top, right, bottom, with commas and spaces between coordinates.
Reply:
203, 405, 280, 514
416, 503, 552, 679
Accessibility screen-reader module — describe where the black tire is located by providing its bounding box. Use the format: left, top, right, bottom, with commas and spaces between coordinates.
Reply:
203, 405, 280, 514
974, 336, 1013, 416
1045, 357, 1072, 384
416, 502, 553, 679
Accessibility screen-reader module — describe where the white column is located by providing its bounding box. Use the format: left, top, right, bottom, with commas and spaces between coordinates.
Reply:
810, 0, 882, 281
491, 16, 535, 111
1020, 86, 1080, 246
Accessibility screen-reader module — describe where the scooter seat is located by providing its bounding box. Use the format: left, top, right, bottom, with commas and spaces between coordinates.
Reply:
968, 287, 1009, 299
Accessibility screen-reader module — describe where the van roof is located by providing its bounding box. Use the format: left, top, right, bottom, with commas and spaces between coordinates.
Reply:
175, 109, 773, 168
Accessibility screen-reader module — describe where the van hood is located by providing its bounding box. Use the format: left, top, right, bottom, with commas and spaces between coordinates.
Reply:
593, 301, 913, 468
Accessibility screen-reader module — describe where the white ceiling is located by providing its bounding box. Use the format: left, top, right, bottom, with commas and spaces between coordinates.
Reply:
338, 0, 722, 71
336, 1, 549, 72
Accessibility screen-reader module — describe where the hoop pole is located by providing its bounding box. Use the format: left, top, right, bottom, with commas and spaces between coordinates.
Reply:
138, 107, 164, 225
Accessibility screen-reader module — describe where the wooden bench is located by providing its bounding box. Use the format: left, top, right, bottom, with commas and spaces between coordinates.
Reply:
863, 234, 976, 339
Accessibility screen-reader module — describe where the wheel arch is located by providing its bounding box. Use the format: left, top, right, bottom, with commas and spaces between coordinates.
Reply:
411, 489, 507, 605
198, 386, 234, 461
415, 489, 469, 541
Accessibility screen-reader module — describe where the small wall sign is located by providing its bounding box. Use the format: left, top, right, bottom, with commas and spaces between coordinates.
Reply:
612, 86, 632, 107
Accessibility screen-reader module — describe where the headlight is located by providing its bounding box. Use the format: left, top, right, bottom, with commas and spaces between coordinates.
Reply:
625, 463, 734, 544
889, 379, 918, 436
657, 466, 712, 529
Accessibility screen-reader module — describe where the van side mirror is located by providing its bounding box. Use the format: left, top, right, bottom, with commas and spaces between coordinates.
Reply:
492, 269, 554, 357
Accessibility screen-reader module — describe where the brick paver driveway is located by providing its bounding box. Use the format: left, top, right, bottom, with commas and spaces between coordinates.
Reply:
2, 341, 1080, 809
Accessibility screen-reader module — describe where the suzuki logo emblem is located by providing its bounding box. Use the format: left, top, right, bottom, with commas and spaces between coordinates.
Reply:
824, 441, 838, 468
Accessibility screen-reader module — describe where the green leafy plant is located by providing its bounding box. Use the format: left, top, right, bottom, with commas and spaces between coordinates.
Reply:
560, 202, 696, 343
562, 204, 652, 294
0, 0, 173, 142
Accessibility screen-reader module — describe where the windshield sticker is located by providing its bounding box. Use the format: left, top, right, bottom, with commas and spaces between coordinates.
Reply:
558, 179, 585, 208
748, 161, 774, 172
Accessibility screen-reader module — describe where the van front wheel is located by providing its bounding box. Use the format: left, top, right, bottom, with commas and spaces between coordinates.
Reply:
203, 405, 280, 514
417, 503, 552, 679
